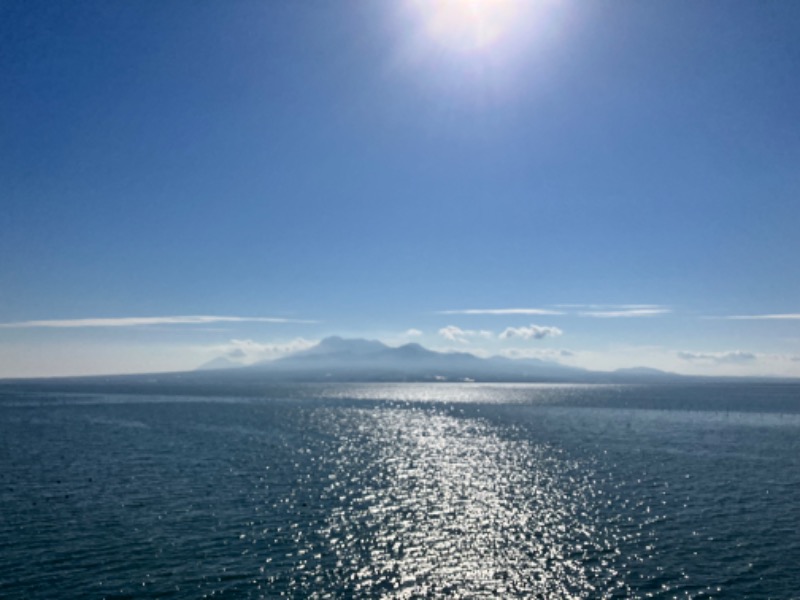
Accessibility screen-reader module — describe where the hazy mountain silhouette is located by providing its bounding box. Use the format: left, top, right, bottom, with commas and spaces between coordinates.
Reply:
0, 337, 695, 396
203, 336, 674, 383
196, 356, 245, 371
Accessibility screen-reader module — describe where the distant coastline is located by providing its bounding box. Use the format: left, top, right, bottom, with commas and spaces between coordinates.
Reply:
3, 337, 797, 396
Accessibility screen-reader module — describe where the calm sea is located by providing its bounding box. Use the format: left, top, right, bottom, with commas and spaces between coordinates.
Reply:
1, 383, 799, 598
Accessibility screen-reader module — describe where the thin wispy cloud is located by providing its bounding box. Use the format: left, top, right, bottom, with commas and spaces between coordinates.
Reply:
677, 350, 800, 368
579, 308, 671, 318
438, 325, 493, 344
499, 324, 563, 340
556, 304, 663, 310
0, 315, 317, 328
439, 305, 670, 318
677, 350, 757, 364
438, 308, 563, 316
405, 328, 423, 337
560, 304, 671, 317
501, 348, 574, 360
720, 313, 800, 320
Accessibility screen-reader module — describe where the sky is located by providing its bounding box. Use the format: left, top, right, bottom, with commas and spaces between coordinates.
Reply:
2, 0, 800, 378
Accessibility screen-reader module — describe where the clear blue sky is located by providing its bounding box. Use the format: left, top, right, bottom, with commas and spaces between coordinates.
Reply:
2, 0, 799, 377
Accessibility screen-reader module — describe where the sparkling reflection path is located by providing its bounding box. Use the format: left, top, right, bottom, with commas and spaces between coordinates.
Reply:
283, 406, 629, 597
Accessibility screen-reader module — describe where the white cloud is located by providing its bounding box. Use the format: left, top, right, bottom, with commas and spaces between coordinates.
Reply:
438, 308, 563, 315
499, 324, 563, 340
211, 338, 317, 364
438, 325, 493, 344
0, 315, 317, 328
721, 313, 800, 320
557, 303, 663, 309
501, 348, 574, 361
405, 328, 423, 337
578, 308, 670, 318
438, 305, 671, 318
677, 350, 757, 364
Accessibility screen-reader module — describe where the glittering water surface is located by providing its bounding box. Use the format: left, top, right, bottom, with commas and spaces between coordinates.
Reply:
1, 384, 799, 598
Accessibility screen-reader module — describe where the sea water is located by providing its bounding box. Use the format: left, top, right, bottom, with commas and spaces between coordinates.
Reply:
1, 383, 799, 598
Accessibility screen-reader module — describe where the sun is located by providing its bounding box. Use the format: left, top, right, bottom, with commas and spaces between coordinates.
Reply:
411, 0, 523, 54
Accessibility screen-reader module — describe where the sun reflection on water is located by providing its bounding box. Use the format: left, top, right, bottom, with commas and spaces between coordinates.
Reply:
304, 406, 630, 597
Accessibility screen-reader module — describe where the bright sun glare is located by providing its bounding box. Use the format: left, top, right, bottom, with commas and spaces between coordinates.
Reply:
413, 0, 523, 54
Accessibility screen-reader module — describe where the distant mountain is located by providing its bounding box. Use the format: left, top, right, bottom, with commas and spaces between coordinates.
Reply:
0, 337, 690, 396
196, 356, 245, 371
286, 336, 388, 358
253, 336, 485, 379
612, 366, 673, 378
205, 336, 681, 383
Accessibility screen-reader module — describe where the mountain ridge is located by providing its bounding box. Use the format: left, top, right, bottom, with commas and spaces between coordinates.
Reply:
201, 336, 675, 383
4, 337, 798, 396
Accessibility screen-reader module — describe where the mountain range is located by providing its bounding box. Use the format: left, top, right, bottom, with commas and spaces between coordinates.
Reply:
195, 336, 673, 383
4, 336, 787, 395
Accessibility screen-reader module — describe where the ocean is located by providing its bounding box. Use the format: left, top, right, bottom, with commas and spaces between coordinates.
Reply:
1, 383, 798, 598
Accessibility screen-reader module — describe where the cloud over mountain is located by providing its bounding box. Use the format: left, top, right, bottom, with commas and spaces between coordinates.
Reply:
438, 325, 493, 344
499, 325, 563, 340
212, 338, 317, 363
678, 350, 757, 364
500, 348, 574, 360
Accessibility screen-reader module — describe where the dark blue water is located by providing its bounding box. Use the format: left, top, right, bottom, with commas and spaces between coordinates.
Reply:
1, 383, 799, 598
